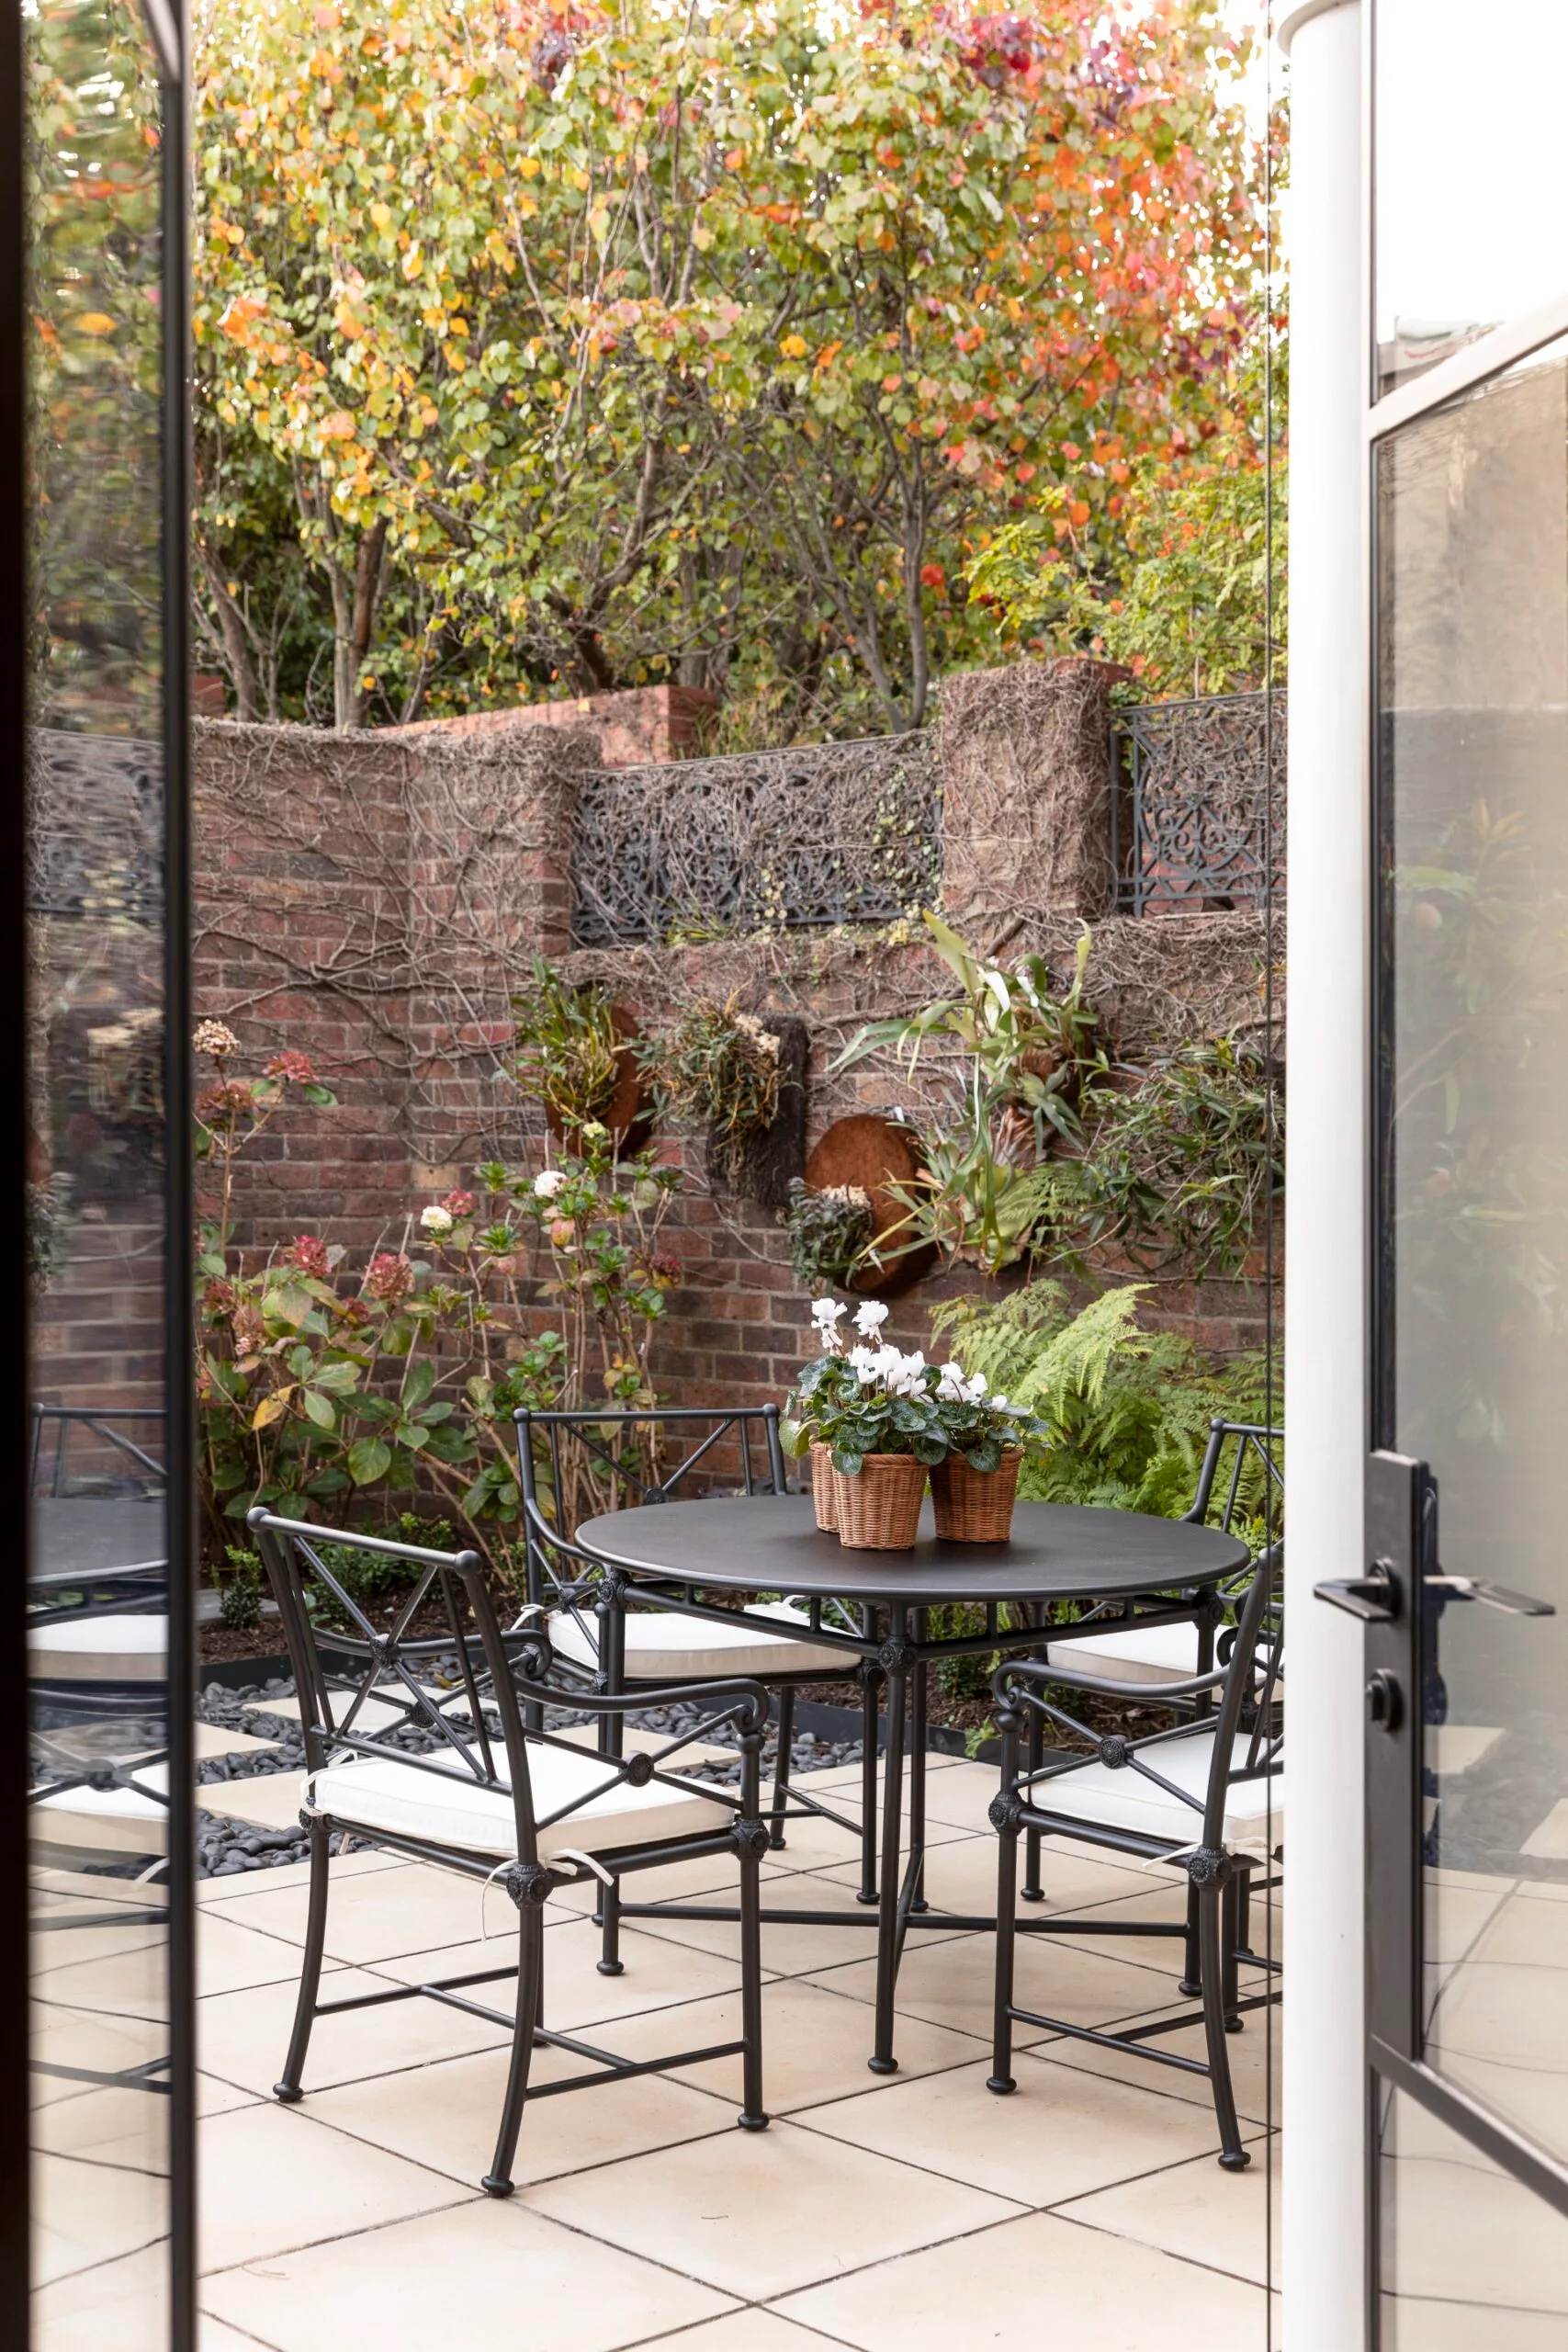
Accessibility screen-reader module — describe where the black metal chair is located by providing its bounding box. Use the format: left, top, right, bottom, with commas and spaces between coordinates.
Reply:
514, 1405, 876, 1966
987, 1544, 1283, 2170
249, 1508, 772, 2195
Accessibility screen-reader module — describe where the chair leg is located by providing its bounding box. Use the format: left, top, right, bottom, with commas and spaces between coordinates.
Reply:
909, 1656, 929, 1912
1198, 1882, 1249, 2169
857, 1665, 880, 1905
1180, 1874, 1203, 1996
274, 1815, 330, 2102
597, 1870, 624, 1976
1021, 1702, 1044, 1902
738, 1826, 769, 2133
1223, 1863, 1250, 2030
769, 1687, 794, 1849
482, 1905, 543, 2196
988, 1795, 1021, 2095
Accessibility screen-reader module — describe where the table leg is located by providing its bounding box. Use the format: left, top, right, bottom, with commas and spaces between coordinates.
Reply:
871, 1611, 909, 2074
857, 1611, 880, 1906
909, 1614, 929, 1914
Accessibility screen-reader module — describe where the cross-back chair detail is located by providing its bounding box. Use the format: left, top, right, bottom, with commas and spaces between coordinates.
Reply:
989, 1544, 1284, 2168
249, 1509, 773, 2193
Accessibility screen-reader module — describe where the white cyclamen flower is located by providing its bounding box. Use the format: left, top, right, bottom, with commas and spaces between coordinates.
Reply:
853, 1300, 890, 1337
419, 1204, 454, 1235
811, 1297, 847, 1330
533, 1169, 567, 1199
887, 1350, 927, 1397
936, 1363, 967, 1402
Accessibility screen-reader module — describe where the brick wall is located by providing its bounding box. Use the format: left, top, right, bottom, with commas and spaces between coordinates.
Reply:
191, 659, 1280, 1427
383, 681, 716, 768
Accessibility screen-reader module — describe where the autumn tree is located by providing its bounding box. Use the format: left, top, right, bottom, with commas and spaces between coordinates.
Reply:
194, 0, 1267, 731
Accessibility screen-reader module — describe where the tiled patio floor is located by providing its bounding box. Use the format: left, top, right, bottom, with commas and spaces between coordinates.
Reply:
190, 1756, 1281, 2351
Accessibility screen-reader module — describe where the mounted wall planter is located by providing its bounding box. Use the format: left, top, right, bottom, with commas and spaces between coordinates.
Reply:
545, 1002, 656, 1158
802, 1113, 937, 1295
707, 1015, 807, 1207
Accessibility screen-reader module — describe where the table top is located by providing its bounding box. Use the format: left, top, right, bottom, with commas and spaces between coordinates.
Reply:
574, 1494, 1248, 1606
30, 1497, 167, 1584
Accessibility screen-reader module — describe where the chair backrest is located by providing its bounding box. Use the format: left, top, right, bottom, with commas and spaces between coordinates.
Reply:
29, 1405, 166, 1498
248, 1509, 543, 1860
1004, 1544, 1284, 1855
513, 1405, 788, 1614
1182, 1418, 1283, 1540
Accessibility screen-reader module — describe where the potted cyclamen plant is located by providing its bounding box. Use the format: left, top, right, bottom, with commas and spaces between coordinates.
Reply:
786, 1297, 1046, 1548
927, 1363, 1042, 1543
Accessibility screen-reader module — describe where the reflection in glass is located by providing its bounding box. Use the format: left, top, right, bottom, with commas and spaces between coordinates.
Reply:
26, 0, 174, 2342
1378, 2084, 1568, 2346
1378, 339, 1568, 2167
1374, 0, 1568, 394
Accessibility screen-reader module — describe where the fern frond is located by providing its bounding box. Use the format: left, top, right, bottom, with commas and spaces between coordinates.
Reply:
1013, 1284, 1150, 1418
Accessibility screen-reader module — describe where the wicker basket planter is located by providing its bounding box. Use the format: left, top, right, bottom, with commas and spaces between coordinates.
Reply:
930, 1449, 1022, 1543
835, 1454, 926, 1550
810, 1442, 840, 1532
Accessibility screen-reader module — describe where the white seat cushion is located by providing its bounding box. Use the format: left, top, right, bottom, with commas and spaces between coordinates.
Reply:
1026, 1730, 1282, 1853
1045, 1623, 1203, 1688
547, 1600, 846, 1681
34, 1761, 169, 1856
28, 1613, 168, 1684
303, 1741, 733, 1862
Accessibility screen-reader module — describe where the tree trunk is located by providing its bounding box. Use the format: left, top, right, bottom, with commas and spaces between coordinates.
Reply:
331, 516, 388, 729
194, 542, 260, 722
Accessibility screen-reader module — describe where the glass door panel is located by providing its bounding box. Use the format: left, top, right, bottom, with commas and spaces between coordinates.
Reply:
1375, 335, 1568, 2166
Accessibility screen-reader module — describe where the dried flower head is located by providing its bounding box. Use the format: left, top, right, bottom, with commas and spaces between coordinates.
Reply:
193, 1021, 240, 1060
265, 1049, 318, 1086
197, 1079, 254, 1122
364, 1250, 413, 1305
732, 1010, 782, 1059
822, 1184, 873, 1210
442, 1189, 476, 1216
288, 1236, 332, 1279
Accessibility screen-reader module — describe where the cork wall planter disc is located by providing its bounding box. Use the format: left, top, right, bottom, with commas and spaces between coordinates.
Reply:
546, 1003, 655, 1158
802, 1113, 937, 1295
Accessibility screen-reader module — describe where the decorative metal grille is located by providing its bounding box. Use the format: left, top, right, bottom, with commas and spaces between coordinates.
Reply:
570, 732, 941, 946
1111, 691, 1285, 915
27, 729, 164, 926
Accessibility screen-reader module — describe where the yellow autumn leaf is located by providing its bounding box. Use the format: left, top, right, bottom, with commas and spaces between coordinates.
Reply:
77, 311, 116, 336
252, 1387, 295, 1430
778, 333, 807, 358
401, 243, 423, 280
369, 200, 392, 230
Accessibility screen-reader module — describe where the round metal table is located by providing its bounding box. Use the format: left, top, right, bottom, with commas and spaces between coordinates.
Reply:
576, 1494, 1249, 2070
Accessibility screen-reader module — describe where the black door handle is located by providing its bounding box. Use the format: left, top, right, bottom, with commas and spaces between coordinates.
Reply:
1314, 1562, 1396, 1622
1425, 1575, 1555, 1618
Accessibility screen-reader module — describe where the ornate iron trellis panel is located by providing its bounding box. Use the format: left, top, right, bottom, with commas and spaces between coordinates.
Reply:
570, 732, 941, 946
27, 729, 164, 924
1111, 691, 1286, 916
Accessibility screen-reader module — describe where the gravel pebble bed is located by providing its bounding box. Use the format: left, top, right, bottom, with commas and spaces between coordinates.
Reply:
197, 1675, 864, 1878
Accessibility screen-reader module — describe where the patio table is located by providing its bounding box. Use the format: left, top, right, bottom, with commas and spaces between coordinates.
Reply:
574, 1493, 1249, 2071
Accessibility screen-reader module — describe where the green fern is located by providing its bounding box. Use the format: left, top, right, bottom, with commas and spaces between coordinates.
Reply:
1011, 1284, 1150, 1418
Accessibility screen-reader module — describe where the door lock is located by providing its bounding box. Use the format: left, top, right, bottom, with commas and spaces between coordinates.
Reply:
1366, 1669, 1403, 1732
1424, 1574, 1555, 1618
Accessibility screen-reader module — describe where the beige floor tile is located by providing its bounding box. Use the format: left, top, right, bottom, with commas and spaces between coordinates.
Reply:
803, 1925, 1175, 2047
630, 1868, 967, 1979
200, 2198, 735, 2351
201, 2319, 279, 2352
197, 1911, 321, 1997
197, 1772, 310, 1835
33, 2082, 169, 2170
196, 1964, 510, 2098
1043, 1999, 1282, 2131
775, 2209, 1269, 2348
200, 1857, 507, 1966
198, 2073, 261, 2118
548, 1847, 796, 1917
1375, 2299, 1563, 2351
816, 1830, 1162, 1917
795, 2050, 1250, 2204
308, 2038, 737, 2187
33, 2147, 170, 2288
31, 2241, 169, 2352
195, 1847, 403, 1906
1057, 2139, 1280, 2285
31, 1903, 166, 1977
525, 2117, 1021, 2300
1472, 1881, 1568, 1969
198, 2100, 468, 2272
30, 2001, 170, 2109
31, 1935, 168, 2021
640, 2314, 853, 2350
372, 1917, 751, 2035
609, 1976, 987, 2112
194, 1722, 281, 1759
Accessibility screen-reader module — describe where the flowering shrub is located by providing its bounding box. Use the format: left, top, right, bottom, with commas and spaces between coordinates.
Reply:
194, 1034, 683, 1555
784, 1298, 1046, 1477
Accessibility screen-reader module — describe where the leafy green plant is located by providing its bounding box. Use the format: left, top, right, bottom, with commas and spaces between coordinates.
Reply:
218, 1544, 263, 1631
1057, 1036, 1281, 1279
837, 916, 1108, 1154
930, 1280, 1277, 1523
642, 996, 781, 1179
784, 1299, 1046, 1477
878, 1068, 1063, 1277
783, 1178, 874, 1290
509, 961, 625, 1143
